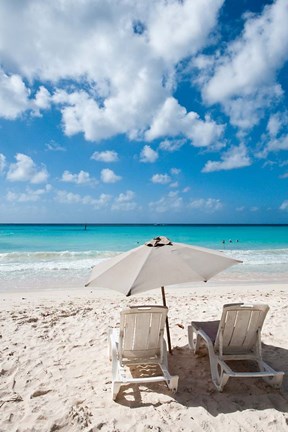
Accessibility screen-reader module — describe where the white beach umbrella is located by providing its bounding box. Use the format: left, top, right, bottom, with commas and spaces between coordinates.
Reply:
86, 236, 242, 352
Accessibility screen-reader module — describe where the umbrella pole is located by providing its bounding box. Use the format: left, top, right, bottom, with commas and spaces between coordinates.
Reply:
161, 286, 172, 355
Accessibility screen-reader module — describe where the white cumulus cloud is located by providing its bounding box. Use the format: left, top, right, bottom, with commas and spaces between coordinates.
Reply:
140, 145, 158, 163
6, 185, 51, 203
92, 193, 112, 209
100, 168, 121, 183
55, 190, 82, 204
61, 170, 95, 185
159, 139, 186, 152
267, 113, 283, 137
202, 144, 251, 172
112, 190, 138, 211
202, 0, 288, 129
149, 0, 224, 63
146, 97, 224, 147
0, 0, 223, 140
6, 153, 48, 184
0, 69, 30, 119
115, 190, 135, 203
91, 150, 119, 162
45, 140, 66, 152
0, 70, 52, 120
149, 191, 183, 213
33, 86, 51, 113
266, 136, 288, 153
257, 112, 288, 157
188, 198, 223, 212
55, 190, 111, 208
151, 173, 171, 184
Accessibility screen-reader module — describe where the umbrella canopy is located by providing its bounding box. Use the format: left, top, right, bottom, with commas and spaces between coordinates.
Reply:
86, 236, 241, 295
86, 236, 242, 353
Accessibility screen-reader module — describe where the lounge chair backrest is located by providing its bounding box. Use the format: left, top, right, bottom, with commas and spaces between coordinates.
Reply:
119, 305, 168, 362
215, 303, 269, 355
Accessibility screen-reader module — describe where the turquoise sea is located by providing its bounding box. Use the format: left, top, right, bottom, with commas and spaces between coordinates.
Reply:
0, 224, 287, 291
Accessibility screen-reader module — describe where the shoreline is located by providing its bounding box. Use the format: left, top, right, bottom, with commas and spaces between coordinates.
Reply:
1, 279, 288, 295
1, 272, 287, 294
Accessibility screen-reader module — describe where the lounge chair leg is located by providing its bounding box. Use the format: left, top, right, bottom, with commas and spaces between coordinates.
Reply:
211, 369, 229, 391
258, 360, 285, 388
187, 325, 201, 354
209, 355, 230, 391
160, 362, 179, 394
262, 375, 282, 388
112, 381, 121, 400
168, 375, 179, 393
217, 372, 229, 391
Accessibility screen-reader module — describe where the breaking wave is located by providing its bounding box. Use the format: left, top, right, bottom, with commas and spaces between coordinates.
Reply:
0, 248, 287, 274
0, 250, 119, 272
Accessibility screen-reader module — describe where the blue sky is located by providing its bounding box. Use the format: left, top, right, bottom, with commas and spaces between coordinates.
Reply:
0, 0, 287, 223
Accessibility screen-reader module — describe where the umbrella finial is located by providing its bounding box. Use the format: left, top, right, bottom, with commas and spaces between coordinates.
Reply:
145, 236, 173, 247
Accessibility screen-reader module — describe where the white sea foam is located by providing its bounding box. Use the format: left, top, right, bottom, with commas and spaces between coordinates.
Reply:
224, 248, 288, 266
0, 250, 118, 268
0, 248, 287, 291
1, 248, 287, 269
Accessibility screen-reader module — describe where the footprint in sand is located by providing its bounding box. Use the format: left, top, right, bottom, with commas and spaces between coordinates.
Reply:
30, 389, 52, 398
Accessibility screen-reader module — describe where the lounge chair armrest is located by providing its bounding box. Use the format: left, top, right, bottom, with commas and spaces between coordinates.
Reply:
194, 327, 215, 351
188, 324, 215, 356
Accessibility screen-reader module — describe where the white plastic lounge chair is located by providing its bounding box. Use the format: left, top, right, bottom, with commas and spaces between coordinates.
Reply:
188, 303, 284, 391
109, 305, 179, 400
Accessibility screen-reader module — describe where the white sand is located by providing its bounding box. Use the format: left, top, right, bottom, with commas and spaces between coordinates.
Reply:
0, 282, 288, 432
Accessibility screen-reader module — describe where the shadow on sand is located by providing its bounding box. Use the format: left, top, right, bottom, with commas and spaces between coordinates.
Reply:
116, 343, 288, 415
